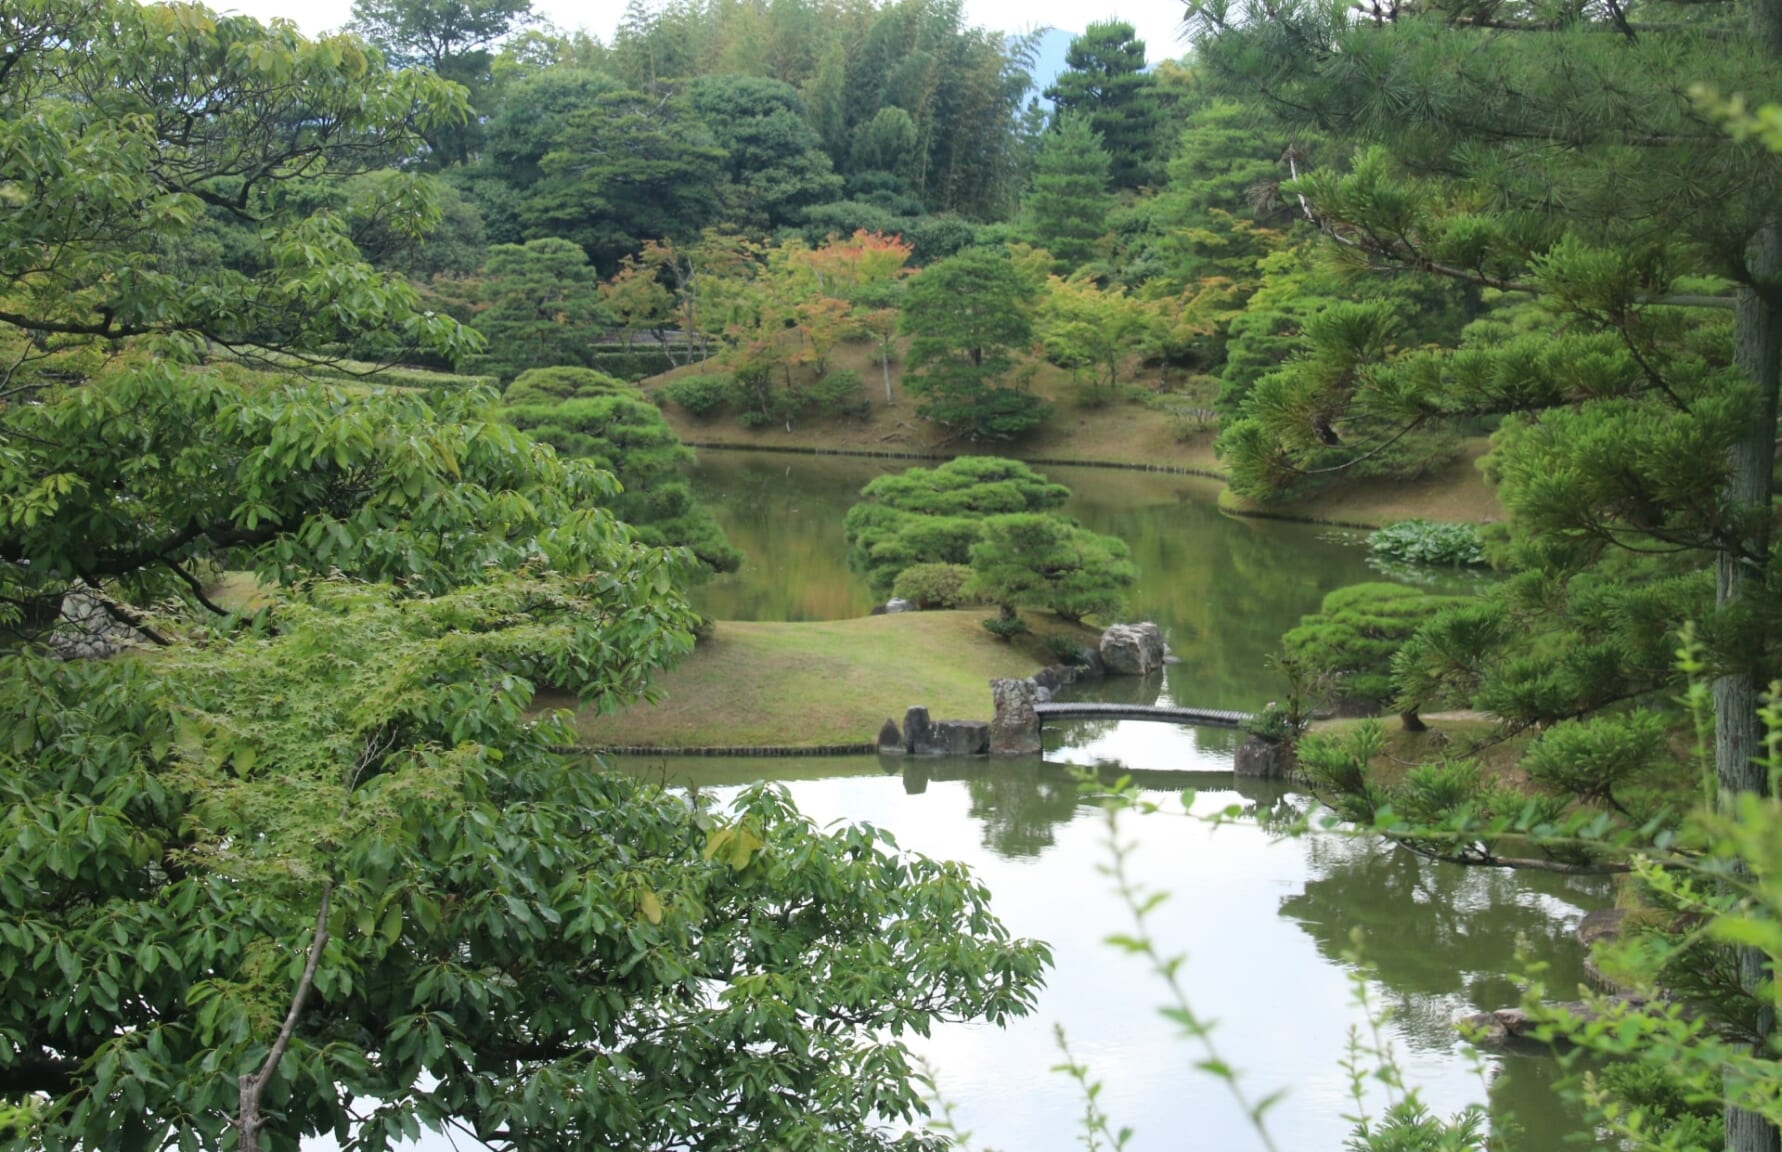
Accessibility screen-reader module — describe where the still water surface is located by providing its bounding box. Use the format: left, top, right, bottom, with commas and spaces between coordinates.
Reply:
658, 449, 1605, 1150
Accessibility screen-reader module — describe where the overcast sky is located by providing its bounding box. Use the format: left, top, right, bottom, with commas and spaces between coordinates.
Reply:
212, 0, 1194, 75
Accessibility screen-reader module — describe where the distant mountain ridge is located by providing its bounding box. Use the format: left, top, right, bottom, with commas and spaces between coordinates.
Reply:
1023, 26, 1074, 107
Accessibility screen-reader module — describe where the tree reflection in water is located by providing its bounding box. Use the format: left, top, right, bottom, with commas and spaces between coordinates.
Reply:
965, 762, 1084, 857
1281, 833, 1610, 1150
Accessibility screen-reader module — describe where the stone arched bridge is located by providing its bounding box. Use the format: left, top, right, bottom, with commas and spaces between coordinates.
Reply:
990, 677, 1252, 756
1032, 702, 1252, 729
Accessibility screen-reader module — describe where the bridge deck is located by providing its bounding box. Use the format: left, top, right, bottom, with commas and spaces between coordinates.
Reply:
1033, 702, 1252, 729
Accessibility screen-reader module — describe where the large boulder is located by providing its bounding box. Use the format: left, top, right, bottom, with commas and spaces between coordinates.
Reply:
1099, 622, 1168, 676
990, 677, 1041, 756
1233, 735, 1289, 779
903, 706, 931, 754
928, 720, 990, 756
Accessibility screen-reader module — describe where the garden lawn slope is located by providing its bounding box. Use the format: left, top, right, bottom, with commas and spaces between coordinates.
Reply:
643, 341, 1499, 527
550, 611, 1074, 749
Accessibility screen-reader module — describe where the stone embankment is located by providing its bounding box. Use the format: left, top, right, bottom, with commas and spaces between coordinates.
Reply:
885, 622, 1171, 758
46, 582, 150, 661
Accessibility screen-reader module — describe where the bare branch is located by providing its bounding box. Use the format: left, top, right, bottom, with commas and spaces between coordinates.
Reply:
164, 560, 233, 617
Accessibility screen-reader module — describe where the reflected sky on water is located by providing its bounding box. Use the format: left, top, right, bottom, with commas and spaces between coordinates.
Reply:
634, 753, 1606, 1152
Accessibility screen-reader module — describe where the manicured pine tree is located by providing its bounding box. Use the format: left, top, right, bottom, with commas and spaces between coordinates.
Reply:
470, 237, 608, 381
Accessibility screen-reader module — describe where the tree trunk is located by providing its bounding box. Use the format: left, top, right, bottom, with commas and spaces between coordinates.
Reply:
881, 343, 894, 405
1398, 708, 1427, 733
1720, 204, 1782, 1152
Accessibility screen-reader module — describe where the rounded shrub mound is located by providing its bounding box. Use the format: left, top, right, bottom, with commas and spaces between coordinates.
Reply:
505, 366, 632, 405
891, 563, 975, 609
663, 374, 735, 418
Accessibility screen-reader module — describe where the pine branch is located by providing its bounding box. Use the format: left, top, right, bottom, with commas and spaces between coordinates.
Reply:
1283, 153, 1738, 307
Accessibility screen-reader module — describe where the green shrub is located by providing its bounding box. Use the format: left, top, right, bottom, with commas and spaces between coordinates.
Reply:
843, 457, 1071, 595
663, 375, 735, 418
1045, 634, 1088, 664
587, 346, 678, 382
1282, 583, 1468, 714
1593, 1060, 1723, 1149
968, 512, 1134, 624
1240, 702, 1298, 743
809, 369, 868, 419
499, 393, 741, 576
892, 563, 975, 609
1367, 519, 1487, 567
1521, 712, 1667, 803
505, 366, 631, 405
980, 613, 1030, 642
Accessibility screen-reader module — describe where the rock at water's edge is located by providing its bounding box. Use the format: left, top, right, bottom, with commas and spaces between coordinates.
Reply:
1099, 622, 1168, 676
928, 720, 990, 756
1234, 734, 1289, 779
990, 677, 1041, 755
877, 717, 904, 754
903, 706, 931, 754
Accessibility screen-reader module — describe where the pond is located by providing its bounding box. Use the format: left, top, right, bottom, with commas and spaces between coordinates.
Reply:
661, 448, 1605, 1150
627, 752, 1603, 1152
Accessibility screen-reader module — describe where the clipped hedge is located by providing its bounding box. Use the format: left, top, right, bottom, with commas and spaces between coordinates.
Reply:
588, 345, 680, 382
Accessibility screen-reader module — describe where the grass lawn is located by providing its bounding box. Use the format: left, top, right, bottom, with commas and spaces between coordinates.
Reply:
206, 571, 272, 612
547, 610, 1092, 749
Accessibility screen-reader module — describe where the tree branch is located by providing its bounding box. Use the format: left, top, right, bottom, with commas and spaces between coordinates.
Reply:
1395, 838, 1636, 874
164, 560, 233, 617
0, 1055, 76, 1096
1283, 153, 1739, 308
93, 594, 172, 647
238, 880, 333, 1152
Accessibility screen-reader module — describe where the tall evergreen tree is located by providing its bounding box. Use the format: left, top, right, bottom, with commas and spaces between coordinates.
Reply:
347, 0, 534, 165
1021, 114, 1114, 269
685, 74, 844, 230
1044, 21, 1160, 189
900, 246, 1050, 440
